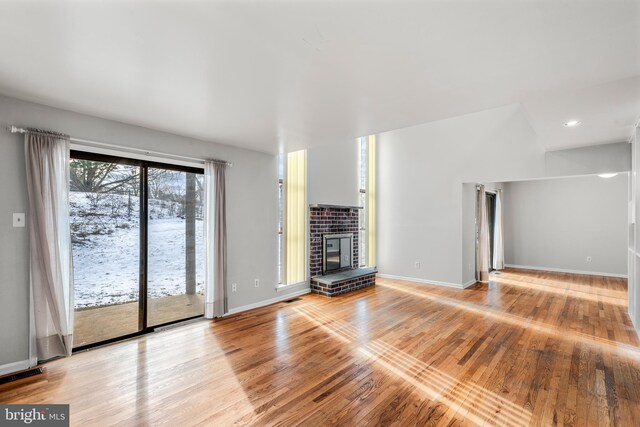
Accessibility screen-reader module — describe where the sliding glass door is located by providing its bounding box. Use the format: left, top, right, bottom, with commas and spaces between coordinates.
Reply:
70, 152, 204, 349
147, 168, 205, 326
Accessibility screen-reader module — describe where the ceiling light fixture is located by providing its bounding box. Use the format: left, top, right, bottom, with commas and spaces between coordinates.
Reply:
597, 173, 618, 178
563, 120, 581, 127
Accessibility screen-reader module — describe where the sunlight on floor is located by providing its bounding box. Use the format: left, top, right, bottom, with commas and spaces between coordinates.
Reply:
494, 272, 627, 302
68, 325, 256, 424
377, 281, 640, 361
294, 304, 533, 427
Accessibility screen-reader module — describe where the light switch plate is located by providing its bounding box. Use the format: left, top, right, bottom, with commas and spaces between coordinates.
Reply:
13, 213, 25, 228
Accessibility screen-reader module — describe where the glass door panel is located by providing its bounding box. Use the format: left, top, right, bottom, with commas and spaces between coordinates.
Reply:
326, 238, 340, 272
147, 168, 205, 326
70, 158, 141, 347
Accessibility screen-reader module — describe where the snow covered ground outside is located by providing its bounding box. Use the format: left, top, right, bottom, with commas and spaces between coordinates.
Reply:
71, 191, 204, 309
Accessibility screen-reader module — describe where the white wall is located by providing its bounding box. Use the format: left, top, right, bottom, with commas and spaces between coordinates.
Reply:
461, 183, 477, 285
376, 103, 631, 287
545, 143, 632, 178
307, 140, 360, 207
628, 125, 640, 335
377, 105, 543, 286
503, 175, 628, 276
0, 95, 305, 370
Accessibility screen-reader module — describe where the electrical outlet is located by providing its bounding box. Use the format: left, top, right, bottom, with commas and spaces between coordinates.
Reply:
254, 279, 259, 288
586, 256, 592, 263
415, 261, 421, 270
232, 283, 237, 292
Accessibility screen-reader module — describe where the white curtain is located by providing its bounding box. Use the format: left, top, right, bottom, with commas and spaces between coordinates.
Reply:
476, 185, 490, 282
493, 189, 505, 270
24, 130, 74, 360
204, 161, 227, 318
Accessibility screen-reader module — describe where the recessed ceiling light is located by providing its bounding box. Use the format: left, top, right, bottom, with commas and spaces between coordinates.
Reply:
597, 173, 618, 178
563, 120, 581, 127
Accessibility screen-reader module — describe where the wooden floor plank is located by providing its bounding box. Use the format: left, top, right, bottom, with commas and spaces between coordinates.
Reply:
0, 268, 638, 426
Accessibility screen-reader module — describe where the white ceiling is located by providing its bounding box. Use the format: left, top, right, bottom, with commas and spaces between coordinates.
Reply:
0, 1, 637, 153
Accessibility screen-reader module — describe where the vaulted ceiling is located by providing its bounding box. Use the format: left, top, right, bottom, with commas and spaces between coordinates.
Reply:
0, 0, 637, 153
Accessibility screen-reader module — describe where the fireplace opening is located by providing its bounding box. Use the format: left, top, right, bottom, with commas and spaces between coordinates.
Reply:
323, 233, 353, 274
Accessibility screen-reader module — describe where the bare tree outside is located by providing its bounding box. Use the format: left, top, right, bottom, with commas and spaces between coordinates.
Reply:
70, 159, 204, 311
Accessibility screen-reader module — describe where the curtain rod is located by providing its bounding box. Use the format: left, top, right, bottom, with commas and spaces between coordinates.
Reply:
476, 185, 501, 193
3, 125, 233, 167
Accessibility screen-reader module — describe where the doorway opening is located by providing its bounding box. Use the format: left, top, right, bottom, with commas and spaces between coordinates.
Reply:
486, 192, 497, 271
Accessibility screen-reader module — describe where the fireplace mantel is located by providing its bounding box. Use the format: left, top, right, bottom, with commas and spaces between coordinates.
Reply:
309, 204, 363, 210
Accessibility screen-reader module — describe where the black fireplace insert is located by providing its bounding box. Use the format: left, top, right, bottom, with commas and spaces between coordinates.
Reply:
323, 233, 353, 274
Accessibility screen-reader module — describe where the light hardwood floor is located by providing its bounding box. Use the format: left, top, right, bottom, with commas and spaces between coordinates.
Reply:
1, 269, 639, 426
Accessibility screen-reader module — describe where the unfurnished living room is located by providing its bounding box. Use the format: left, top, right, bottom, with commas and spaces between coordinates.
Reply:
0, 1, 639, 426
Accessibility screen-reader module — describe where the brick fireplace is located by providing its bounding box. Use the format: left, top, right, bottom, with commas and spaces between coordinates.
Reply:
309, 204, 376, 296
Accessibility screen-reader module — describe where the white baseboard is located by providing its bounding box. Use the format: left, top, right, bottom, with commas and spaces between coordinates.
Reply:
376, 273, 467, 289
505, 264, 627, 279
276, 281, 308, 293
226, 288, 311, 315
0, 359, 32, 377
631, 311, 640, 338
205, 302, 214, 319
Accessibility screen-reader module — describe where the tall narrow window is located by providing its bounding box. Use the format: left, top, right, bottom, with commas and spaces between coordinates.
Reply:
277, 154, 284, 285
285, 150, 307, 285
359, 138, 368, 267
358, 136, 376, 267
367, 135, 376, 266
